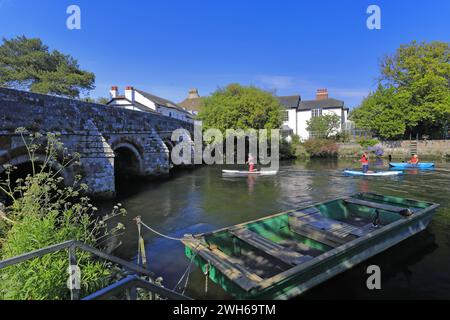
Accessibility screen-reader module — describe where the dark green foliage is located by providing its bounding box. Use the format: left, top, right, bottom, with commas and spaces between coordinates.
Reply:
280, 135, 309, 159
357, 138, 380, 149
351, 41, 450, 139
198, 84, 283, 133
306, 114, 342, 139
0, 36, 95, 98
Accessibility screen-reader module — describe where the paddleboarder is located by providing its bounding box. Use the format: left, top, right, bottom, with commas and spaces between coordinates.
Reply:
359, 152, 369, 173
246, 153, 256, 172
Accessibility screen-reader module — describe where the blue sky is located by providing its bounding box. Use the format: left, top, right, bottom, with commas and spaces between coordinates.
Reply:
0, 0, 449, 107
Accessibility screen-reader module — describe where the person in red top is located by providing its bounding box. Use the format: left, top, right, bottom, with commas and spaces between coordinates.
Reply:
359, 152, 369, 173
409, 154, 419, 165
246, 153, 256, 172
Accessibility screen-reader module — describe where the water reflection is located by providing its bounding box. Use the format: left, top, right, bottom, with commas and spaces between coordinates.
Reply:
101, 159, 450, 299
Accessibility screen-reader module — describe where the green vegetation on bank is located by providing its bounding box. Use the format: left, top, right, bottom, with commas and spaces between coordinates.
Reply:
306, 114, 341, 139
0, 130, 125, 300
351, 41, 450, 139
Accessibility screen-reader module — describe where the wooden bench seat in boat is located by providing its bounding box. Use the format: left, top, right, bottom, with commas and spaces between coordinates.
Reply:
229, 228, 314, 266
343, 198, 413, 216
288, 210, 377, 248
186, 238, 262, 291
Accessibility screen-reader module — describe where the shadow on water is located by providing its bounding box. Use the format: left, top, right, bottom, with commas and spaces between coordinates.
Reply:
300, 230, 439, 300
98, 159, 450, 300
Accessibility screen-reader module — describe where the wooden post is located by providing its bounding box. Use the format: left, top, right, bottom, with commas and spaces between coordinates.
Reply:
128, 286, 137, 300
68, 245, 80, 300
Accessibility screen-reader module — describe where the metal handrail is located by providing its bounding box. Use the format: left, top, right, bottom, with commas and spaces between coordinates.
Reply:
82, 275, 192, 300
0, 240, 190, 300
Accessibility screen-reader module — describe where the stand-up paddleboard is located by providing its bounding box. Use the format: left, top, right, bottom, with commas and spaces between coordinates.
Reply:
344, 170, 403, 177
389, 162, 435, 169
222, 170, 278, 176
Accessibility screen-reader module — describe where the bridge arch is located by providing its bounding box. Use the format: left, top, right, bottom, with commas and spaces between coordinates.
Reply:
111, 141, 144, 178
0, 147, 72, 191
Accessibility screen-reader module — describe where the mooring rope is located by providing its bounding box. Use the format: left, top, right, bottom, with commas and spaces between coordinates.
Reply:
172, 244, 200, 294
139, 220, 188, 242
134, 216, 199, 294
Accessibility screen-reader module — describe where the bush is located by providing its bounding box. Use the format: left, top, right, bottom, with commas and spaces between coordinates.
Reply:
280, 135, 310, 159
357, 137, 379, 149
336, 131, 351, 143
280, 139, 296, 160
338, 146, 364, 158
0, 130, 126, 300
303, 139, 339, 158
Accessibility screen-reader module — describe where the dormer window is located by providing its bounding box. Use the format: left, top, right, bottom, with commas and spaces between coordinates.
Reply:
312, 108, 322, 117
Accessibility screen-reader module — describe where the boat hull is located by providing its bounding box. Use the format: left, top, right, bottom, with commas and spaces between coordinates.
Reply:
344, 170, 403, 177
256, 208, 435, 299
389, 162, 435, 169
183, 194, 439, 300
222, 170, 278, 176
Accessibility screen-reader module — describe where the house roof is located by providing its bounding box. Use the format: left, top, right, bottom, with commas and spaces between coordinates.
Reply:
179, 97, 204, 112
276, 95, 301, 109
106, 97, 158, 113
298, 98, 344, 110
136, 89, 192, 116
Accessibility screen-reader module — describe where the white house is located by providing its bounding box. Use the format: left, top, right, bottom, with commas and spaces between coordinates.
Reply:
278, 89, 349, 141
107, 86, 194, 123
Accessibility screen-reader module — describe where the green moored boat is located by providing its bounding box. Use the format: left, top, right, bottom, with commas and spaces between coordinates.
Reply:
182, 193, 440, 300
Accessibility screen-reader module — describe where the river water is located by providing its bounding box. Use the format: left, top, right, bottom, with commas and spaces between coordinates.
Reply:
102, 159, 450, 299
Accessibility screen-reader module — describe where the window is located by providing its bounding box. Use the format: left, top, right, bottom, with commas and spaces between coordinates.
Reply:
312, 108, 322, 117
283, 111, 289, 121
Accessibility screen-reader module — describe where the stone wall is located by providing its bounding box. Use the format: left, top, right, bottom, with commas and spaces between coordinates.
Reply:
381, 140, 450, 158
0, 87, 194, 198
338, 140, 450, 159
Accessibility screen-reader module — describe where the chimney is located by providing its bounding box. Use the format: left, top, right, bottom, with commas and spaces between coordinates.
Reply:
316, 88, 328, 100
110, 86, 119, 99
125, 86, 135, 102
187, 88, 200, 99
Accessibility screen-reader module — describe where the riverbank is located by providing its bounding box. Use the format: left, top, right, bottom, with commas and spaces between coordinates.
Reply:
339, 140, 450, 159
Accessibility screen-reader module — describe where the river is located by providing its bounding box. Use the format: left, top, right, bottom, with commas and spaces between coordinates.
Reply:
100, 159, 450, 299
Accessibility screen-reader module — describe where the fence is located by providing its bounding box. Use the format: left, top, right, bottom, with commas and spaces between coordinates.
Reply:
0, 240, 190, 300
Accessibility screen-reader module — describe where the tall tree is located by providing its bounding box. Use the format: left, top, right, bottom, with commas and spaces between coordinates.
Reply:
0, 36, 95, 98
351, 41, 450, 139
306, 113, 342, 139
199, 84, 283, 133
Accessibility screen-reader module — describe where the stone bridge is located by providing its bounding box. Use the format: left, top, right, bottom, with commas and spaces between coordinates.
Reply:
0, 87, 194, 198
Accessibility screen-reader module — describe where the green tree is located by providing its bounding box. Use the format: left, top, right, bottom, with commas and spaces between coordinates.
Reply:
82, 97, 110, 104
306, 113, 341, 139
350, 86, 407, 139
96, 97, 110, 105
0, 36, 95, 98
198, 84, 283, 133
351, 41, 450, 139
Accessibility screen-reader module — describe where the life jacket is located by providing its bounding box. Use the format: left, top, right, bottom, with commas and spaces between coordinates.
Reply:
410, 157, 419, 164
360, 156, 369, 164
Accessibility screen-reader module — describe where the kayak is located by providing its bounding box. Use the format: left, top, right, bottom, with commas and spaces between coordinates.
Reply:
389, 162, 435, 169
222, 170, 278, 176
344, 170, 403, 177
